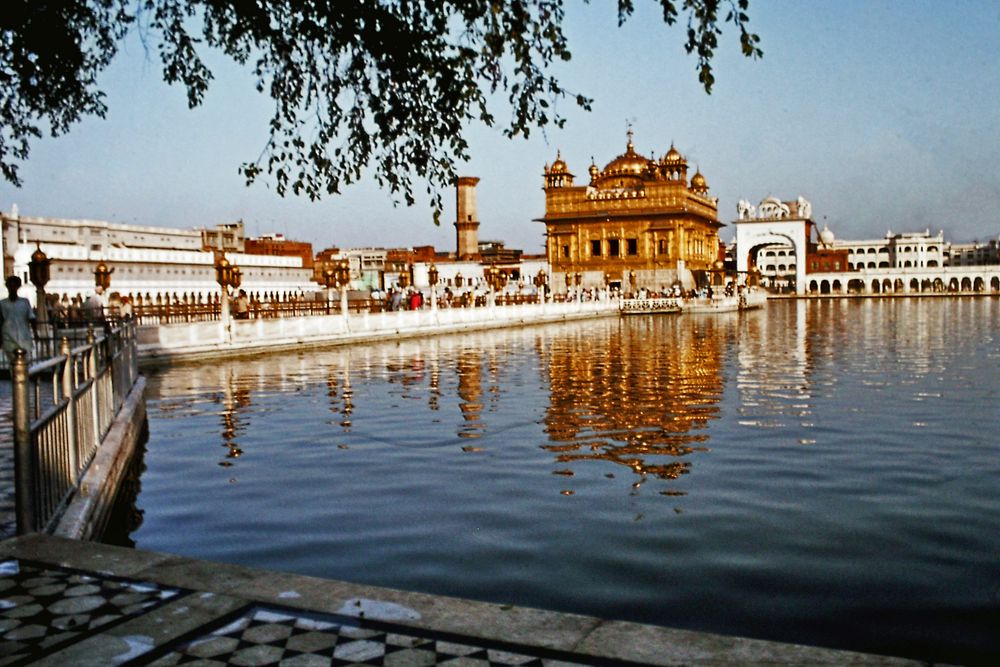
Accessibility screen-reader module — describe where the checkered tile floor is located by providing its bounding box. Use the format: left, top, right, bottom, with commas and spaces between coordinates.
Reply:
142, 606, 592, 667
0, 558, 182, 666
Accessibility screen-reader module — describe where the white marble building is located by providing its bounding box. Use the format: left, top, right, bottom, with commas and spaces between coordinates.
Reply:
1, 209, 317, 305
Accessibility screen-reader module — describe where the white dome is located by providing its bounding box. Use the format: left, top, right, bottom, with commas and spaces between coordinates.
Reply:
819, 225, 835, 246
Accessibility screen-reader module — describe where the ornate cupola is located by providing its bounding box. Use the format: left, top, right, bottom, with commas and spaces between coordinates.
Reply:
588, 157, 600, 185
690, 168, 709, 195
661, 143, 688, 182
544, 150, 574, 188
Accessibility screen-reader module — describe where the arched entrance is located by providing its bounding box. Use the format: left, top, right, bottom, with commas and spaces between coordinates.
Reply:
734, 220, 809, 295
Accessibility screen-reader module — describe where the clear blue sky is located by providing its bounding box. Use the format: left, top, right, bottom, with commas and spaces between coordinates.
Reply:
3, 1, 999, 253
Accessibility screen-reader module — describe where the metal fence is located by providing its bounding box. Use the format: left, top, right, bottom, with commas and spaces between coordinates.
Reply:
10, 320, 139, 534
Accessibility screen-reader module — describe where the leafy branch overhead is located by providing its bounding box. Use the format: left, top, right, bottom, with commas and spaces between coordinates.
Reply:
1, 1, 761, 218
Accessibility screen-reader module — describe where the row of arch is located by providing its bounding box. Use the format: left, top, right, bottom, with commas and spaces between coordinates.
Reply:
809, 276, 1000, 294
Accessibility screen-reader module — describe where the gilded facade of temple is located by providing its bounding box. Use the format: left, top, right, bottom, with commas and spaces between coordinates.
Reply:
538, 131, 722, 293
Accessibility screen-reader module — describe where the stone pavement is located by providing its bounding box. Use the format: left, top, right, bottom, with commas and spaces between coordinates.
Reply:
0, 534, 925, 666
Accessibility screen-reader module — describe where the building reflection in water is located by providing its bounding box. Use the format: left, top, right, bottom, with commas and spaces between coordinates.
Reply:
456, 350, 485, 439
327, 357, 354, 430
218, 370, 251, 467
146, 319, 729, 497
543, 316, 725, 493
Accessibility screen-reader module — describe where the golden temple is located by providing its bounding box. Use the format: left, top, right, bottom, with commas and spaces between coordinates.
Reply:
538, 129, 722, 293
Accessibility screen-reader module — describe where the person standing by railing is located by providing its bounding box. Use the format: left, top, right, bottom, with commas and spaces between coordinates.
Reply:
1, 276, 36, 365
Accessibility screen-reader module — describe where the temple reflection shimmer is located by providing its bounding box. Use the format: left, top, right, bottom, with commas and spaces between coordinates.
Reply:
543, 316, 725, 487
146, 320, 729, 495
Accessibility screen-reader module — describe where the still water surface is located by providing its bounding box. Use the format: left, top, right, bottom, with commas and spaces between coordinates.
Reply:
132, 299, 1000, 662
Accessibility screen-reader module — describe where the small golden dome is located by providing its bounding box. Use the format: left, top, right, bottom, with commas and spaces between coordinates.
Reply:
550, 150, 568, 173
663, 143, 684, 164
691, 170, 708, 192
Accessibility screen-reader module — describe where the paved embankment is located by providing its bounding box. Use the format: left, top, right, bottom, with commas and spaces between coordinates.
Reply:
137, 301, 619, 364
0, 534, 925, 666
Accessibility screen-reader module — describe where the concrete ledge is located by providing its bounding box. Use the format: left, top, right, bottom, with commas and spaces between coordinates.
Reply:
49, 376, 147, 540
137, 302, 619, 366
0, 534, 922, 666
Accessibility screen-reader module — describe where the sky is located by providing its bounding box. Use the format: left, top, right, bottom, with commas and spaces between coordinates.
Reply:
3, 1, 1000, 254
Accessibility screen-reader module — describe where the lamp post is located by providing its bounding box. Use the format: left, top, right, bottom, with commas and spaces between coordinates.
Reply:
533, 268, 547, 302
574, 271, 582, 301
337, 259, 351, 317
484, 264, 498, 308
322, 266, 336, 313
564, 271, 572, 300
28, 244, 50, 349
214, 253, 235, 326
94, 260, 113, 291
427, 264, 439, 311
628, 270, 637, 296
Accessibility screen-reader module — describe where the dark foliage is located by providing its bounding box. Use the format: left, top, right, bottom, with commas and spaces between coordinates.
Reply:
1, 1, 760, 219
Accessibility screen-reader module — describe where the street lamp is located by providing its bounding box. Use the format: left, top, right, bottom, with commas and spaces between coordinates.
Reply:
337, 259, 351, 316
94, 260, 113, 291
485, 264, 501, 307
454, 272, 464, 288
628, 270, 637, 295
427, 264, 439, 311
29, 244, 50, 346
533, 268, 547, 302
214, 253, 237, 325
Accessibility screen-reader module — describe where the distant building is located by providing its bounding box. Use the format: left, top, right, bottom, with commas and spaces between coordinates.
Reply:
479, 241, 521, 265
245, 233, 314, 269
730, 198, 1000, 294
1, 210, 315, 304
201, 221, 245, 253
537, 129, 721, 292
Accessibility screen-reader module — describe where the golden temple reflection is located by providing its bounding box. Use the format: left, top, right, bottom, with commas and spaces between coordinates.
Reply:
543, 316, 725, 491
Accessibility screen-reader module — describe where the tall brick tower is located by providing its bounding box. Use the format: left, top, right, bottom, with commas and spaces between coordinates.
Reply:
454, 176, 481, 260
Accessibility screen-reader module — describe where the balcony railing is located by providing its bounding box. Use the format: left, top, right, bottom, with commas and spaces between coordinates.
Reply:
9, 320, 139, 534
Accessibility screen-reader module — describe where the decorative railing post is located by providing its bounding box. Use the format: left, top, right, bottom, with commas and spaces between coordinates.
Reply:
12, 349, 36, 534
60, 337, 79, 478
86, 328, 100, 450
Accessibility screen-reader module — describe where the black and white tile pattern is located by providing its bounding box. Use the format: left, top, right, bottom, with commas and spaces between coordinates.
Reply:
143, 606, 592, 667
0, 558, 182, 666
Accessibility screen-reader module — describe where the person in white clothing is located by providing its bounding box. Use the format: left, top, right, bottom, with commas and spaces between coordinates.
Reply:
0, 276, 36, 364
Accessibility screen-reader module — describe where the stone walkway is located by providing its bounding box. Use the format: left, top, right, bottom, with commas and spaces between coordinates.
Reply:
0, 534, 922, 666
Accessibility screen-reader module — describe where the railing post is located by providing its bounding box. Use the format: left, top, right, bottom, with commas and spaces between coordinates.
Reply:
87, 328, 100, 447
12, 349, 36, 534
60, 337, 79, 479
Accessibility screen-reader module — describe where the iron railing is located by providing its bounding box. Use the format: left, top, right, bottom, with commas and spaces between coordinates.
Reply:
10, 320, 139, 534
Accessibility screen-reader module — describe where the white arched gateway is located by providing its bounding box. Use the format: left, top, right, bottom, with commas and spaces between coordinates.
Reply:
734, 196, 812, 295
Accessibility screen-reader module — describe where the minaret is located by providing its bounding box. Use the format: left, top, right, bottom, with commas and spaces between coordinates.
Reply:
455, 176, 481, 260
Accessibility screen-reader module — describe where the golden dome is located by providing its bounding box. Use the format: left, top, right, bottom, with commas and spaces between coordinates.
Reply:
691, 170, 708, 192
602, 139, 647, 176
550, 150, 569, 173
663, 143, 685, 164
